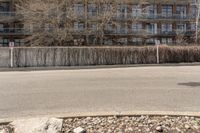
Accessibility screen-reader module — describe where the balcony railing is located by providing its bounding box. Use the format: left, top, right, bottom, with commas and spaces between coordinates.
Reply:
0, 11, 197, 21
0, 28, 32, 35
113, 13, 196, 20
142, 14, 195, 20
0, 27, 195, 37
0, 12, 16, 17
104, 29, 195, 36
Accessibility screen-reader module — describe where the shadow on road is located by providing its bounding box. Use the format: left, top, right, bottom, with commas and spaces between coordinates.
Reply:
178, 82, 200, 87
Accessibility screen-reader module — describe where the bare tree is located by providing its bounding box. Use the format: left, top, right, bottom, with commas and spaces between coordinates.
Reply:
93, 0, 150, 45
175, 30, 187, 45
14, 0, 153, 46
85, 0, 118, 45
15, 0, 78, 46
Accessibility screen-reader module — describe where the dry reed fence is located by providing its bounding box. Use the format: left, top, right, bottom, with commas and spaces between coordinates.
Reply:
10, 46, 200, 67
159, 46, 200, 63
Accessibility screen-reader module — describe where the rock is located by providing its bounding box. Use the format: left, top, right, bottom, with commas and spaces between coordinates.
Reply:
67, 118, 73, 122
156, 126, 163, 132
10, 117, 63, 133
193, 125, 199, 130
127, 127, 133, 132
190, 117, 195, 120
86, 117, 92, 121
138, 124, 143, 127
73, 127, 86, 133
147, 120, 152, 124
184, 124, 191, 129
0, 126, 13, 133
0, 129, 7, 133
175, 127, 181, 132
146, 128, 150, 132
164, 115, 168, 118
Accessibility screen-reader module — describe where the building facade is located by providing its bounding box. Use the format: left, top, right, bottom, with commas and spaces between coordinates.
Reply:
0, 0, 198, 46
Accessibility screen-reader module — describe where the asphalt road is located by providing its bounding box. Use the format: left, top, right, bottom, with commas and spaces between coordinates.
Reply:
0, 66, 200, 119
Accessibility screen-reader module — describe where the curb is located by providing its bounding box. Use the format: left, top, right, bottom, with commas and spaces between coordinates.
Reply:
1, 111, 200, 125
0, 63, 200, 72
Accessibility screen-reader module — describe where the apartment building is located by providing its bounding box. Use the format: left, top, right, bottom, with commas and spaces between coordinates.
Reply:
0, 0, 198, 46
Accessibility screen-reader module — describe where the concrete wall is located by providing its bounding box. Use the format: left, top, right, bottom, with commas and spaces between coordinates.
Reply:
0, 46, 200, 68
0, 48, 10, 67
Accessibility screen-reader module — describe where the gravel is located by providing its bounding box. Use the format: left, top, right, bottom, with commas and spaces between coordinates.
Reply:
1, 115, 200, 133
62, 116, 200, 133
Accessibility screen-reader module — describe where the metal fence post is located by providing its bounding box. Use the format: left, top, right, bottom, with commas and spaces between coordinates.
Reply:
10, 47, 13, 68
156, 44, 159, 64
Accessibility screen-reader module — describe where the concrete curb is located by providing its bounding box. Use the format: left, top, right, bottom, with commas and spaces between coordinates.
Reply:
0, 63, 200, 72
1, 111, 200, 125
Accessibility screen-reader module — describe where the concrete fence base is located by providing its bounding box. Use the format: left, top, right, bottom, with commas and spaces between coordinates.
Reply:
0, 46, 200, 68
0, 48, 11, 67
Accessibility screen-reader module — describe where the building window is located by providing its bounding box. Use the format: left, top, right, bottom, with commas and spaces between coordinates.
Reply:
117, 4, 127, 18
132, 38, 142, 44
44, 24, 53, 31
116, 23, 127, 34
191, 23, 196, 31
0, 23, 4, 32
146, 38, 155, 44
132, 5, 141, 17
74, 22, 85, 32
162, 5, 172, 17
148, 5, 157, 18
88, 4, 97, 17
191, 5, 197, 17
101, 4, 112, 13
147, 23, 157, 34
105, 23, 113, 33
162, 38, 173, 44
162, 23, 172, 32
88, 22, 97, 32
74, 4, 84, 16
176, 23, 186, 32
176, 5, 186, 18
0, 39, 8, 47
132, 23, 142, 33
117, 38, 127, 45
104, 39, 112, 45
0, 2, 9, 12
14, 39, 25, 46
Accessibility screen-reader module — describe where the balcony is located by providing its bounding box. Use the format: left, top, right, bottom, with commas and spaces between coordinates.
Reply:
0, 12, 22, 22
0, 27, 194, 37
103, 29, 194, 37
0, 28, 32, 36
141, 14, 195, 20
0, 12, 16, 17
112, 13, 196, 21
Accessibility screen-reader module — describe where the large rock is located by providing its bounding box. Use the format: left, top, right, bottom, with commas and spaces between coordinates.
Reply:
0, 126, 13, 133
10, 117, 63, 133
73, 127, 86, 133
0, 129, 7, 133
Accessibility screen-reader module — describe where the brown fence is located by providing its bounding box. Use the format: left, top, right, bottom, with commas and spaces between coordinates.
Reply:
0, 46, 200, 67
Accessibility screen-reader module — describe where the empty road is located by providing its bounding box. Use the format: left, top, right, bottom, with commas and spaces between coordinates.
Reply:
0, 66, 200, 119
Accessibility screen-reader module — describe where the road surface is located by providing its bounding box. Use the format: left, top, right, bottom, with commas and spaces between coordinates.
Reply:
0, 66, 200, 119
